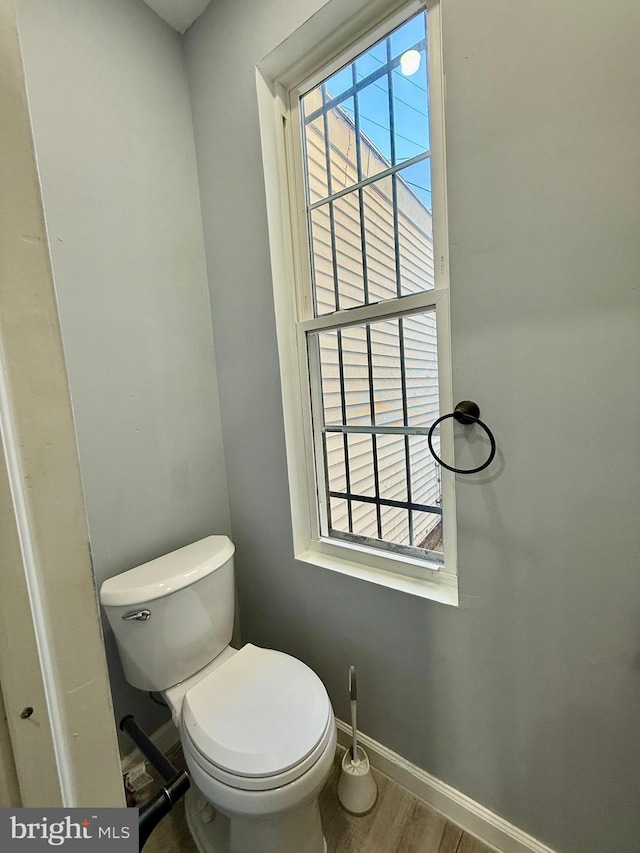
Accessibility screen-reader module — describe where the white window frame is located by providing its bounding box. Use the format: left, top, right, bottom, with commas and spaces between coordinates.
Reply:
257, 0, 458, 605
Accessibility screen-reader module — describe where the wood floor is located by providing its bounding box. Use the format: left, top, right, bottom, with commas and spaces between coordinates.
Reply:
142, 745, 497, 853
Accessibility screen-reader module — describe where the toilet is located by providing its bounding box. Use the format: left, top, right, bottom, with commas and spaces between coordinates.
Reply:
100, 536, 336, 853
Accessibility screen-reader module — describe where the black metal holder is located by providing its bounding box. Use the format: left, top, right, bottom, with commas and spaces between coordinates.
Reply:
427, 401, 496, 474
120, 715, 190, 851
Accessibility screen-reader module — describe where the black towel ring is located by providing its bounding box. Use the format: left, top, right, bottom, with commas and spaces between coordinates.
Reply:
427, 401, 496, 474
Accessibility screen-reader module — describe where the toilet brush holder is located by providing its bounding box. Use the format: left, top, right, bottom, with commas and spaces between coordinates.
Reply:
338, 665, 377, 815
338, 745, 377, 815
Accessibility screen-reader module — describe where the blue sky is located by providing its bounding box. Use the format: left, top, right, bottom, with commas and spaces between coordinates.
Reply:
323, 12, 432, 208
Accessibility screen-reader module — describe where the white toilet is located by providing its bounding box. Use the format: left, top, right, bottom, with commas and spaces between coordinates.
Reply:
100, 536, 336, 853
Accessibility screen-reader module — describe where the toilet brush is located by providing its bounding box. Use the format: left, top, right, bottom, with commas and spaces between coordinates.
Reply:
337, 665, 377, 815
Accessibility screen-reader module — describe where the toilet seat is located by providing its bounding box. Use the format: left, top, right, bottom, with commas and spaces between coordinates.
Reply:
181, 644, 333, 792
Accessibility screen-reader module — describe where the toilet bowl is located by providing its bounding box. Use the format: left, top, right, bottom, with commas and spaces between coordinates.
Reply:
100, 537, 335, 853
165, 643, 336, 853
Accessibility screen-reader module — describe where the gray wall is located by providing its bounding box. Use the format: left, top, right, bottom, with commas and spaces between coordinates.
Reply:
185, 1, 640, 851
16, 0, 231, 742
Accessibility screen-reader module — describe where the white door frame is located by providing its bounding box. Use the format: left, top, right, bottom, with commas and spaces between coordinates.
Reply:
0, 0, 124, 808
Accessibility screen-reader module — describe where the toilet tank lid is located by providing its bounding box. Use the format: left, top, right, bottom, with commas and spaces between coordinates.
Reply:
100, 536, 235, 607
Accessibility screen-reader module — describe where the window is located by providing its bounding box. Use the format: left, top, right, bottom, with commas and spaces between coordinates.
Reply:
260, 0, 456, 598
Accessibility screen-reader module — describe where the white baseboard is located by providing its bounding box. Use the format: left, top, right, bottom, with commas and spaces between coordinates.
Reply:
121, 719, 180, 774
120, 714, 556, 853
335, 720, 557, 853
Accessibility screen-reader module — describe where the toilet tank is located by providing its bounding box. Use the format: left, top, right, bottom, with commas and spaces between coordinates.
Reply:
100, 536, 235, 692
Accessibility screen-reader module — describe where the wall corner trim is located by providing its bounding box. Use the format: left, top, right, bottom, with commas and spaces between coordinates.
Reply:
335, 721, 558, 853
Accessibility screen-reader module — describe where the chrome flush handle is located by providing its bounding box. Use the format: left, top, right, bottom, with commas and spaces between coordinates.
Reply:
122, 609, 151, 622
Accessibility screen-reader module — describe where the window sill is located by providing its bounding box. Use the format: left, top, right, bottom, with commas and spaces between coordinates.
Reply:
296, 547, 459, 606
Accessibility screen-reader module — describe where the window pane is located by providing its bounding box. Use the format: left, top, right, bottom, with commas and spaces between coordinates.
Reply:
409, 435, 441, 509
318, 331, 341, 424
376, 434, 407, 501
402, 311, 439, 427
347, 433, 376, 497
355, 39, 386, 80
398, 158, 432, 210
327, 95, 357, 195
380, 504, 410, 547
302, 11, 434, 318
397, 160, 434, 296
319, 325, 369, 426
325, 431, 347, 493
301, 89, 358, 201
390, 11, 429, 166
308, 162, 434, 314
329, 497, 349, 532
390, 13, 426, 62
301, 88, 329, 203
391, 55, 429, 165
357, 75, 391, 178
333, 191, 365, 309
324, 64, 353, 101
349, 500, 378, 541
316, 308, 437, 429
371, 318, 403, 426
362, 176, 397, 303
301, 89, 329, 204
413, 511, 443, 552
309, 204, 336, 315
